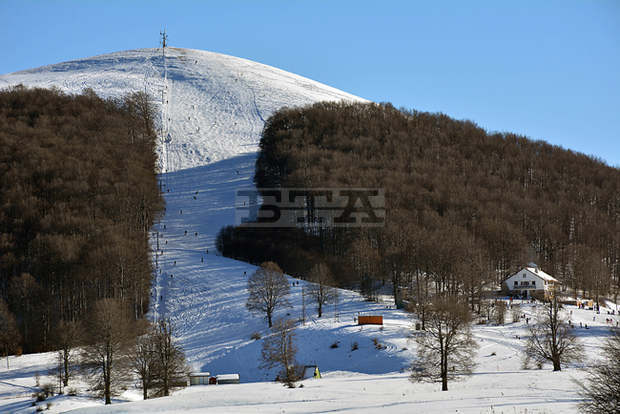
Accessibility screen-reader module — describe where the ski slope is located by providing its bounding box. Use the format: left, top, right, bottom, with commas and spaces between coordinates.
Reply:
0, 47, 365, 172
148, 153, 415, 383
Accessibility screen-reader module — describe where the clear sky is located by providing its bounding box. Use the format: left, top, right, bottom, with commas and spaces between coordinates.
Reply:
2, 0, 619, 167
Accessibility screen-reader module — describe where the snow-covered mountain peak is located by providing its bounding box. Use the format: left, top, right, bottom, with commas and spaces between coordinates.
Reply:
0, 47, 366, 172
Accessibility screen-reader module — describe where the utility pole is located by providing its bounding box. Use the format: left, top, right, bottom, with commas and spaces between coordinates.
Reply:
334, 289, 339, 322
160, 28, 168, 52
301, 285, 306, 325
151, 231, 157, 268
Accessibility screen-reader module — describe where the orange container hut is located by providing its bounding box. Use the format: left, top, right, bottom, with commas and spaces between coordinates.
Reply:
358, 315, 383, 325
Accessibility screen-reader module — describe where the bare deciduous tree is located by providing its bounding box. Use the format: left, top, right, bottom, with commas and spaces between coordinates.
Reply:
247, 262, 290, 327
80, 299, 135, 405
0, 300, 21, 369
578, 329, 620, 414
349, 234, 381, 302
152, 318, 188, 397
410, 297, 477, 391
52, 319, 82, 387
409, 269, 432, 330
306, 263, 337, 318
260, 319, 300, 388
128, 319, 187, 400
130, 324, 158, 400
494, 301, 507, 325
523, 296, 583, 371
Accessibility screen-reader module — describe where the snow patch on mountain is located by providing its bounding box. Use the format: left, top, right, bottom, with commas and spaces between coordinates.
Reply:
0, 47, 366, 172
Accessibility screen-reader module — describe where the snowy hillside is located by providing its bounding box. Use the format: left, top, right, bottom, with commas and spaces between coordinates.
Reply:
0, 47, 365, 172
1, 49, 618, 413
148, 153, 414, 382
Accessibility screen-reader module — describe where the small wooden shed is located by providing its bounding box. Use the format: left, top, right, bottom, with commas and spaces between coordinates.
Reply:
189, 372, 211, 385
358, 315, 383, 325
217, 373, 240, 384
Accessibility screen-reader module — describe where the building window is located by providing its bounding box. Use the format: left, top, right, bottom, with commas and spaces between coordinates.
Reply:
514, 281, 518, 286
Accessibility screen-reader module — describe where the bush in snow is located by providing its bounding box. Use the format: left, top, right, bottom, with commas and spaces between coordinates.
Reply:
372, 338, 386, 350
511, 304, 521, 323
494, 301, 507, 325
578, 328, 620, 414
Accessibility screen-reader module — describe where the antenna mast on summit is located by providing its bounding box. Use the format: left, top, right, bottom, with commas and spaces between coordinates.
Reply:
159, 28, 171, 177
160, 28, 168, 53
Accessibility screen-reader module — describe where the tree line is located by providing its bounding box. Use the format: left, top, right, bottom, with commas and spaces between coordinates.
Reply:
0, 86, 164, 353
218, 101, 620, 311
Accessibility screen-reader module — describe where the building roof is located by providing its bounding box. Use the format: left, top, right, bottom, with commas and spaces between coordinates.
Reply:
189, 372, 211, 377
504, 266, 559, 284
524, 267, 558, 282
217, 374, 239, 380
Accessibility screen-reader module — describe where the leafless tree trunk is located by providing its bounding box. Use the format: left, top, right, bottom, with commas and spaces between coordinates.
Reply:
52, 319, 82, 387
130, 324, 158, 400
523, 296, 583, 371
410, 269, 431, 330
578, 329, 620, 413
153, 318, 188, 397
247, 262, 291, 327
0, 300, 20, 369
80, 299, 135, 405
410, 297, 477, 391
260, 319, 300, 388
306, 263, 337, 318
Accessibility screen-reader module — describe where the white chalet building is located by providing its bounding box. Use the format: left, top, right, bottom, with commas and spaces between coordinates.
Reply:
504, 265, 559, 299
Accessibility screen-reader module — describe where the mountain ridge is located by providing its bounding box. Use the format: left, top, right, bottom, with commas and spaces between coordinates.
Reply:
0, 47, 366, 172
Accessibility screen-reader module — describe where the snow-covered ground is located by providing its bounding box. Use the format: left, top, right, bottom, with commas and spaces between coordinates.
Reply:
1, 49, 618, 413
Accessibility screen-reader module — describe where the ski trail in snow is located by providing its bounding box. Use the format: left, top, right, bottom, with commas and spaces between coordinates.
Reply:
146, 153, 418, 381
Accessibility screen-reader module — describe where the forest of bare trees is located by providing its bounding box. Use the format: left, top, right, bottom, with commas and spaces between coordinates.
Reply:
0, 86, 163, 353
218, 102, 620, 311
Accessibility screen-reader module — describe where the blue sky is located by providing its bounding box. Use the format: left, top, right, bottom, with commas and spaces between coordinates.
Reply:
2, 0, 619, 167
